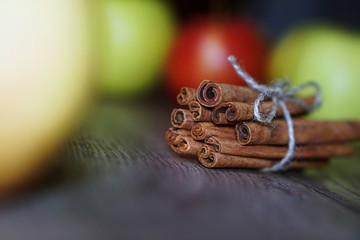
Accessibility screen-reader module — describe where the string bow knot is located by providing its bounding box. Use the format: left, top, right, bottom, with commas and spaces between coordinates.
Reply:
228, 56, 322, 171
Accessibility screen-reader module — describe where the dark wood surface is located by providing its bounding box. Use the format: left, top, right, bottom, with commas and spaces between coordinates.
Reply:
0, 100, 360, 240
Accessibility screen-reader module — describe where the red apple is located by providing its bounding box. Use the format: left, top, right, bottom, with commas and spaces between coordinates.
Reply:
165, 18, 269, 96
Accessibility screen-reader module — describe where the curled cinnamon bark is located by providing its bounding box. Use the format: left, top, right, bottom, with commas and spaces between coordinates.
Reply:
198, 145, 327, 169
236, 120, 360, 145
191, 122, 236, 141
204, 136, 353, 159
177, 87, 197, 105
169, 135, 203, 156
212, 102, 236, 125
225, 102, 254, 121
165, 128, 191, 145
167, 80, 360, 170
188, 101, 212, 122
196, 80, 259, 107
171, 108, 195, 130
225, 98, 315, 121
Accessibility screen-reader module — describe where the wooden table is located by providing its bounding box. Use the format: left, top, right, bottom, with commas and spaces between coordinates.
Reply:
1, 100, 359, 240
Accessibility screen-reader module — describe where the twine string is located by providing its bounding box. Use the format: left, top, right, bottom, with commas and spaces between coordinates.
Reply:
228, 56, 322, 172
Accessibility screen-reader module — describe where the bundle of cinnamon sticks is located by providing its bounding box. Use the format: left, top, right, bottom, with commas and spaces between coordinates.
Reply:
166, 80, 360, 169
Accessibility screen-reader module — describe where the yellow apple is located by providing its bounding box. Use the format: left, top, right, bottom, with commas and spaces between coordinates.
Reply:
0, 0, 93, 194
268, 24, 360, 120
95, 0, 175, 97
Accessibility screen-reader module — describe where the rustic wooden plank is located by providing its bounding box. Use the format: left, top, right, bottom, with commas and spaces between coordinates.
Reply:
0, 102, 359, 240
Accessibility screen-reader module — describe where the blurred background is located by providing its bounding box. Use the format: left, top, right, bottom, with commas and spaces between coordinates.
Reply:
1, 0, 360, 194
92, 0, 360, 118
93, 0, 360, 106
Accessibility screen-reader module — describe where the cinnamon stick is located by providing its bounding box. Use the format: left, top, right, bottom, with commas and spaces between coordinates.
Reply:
165, 128, 191, 145
191, 122, 236, 141
198, 145, 328, 169
169, 135, 203, 157
212, 103, 237, 125
204, 136, 353, 159
177, 87, 197, 105
188, 101, 212, 122
225, 97, 315, 121
171, 108, 195, 130
196, 80, 259, 107
236, 120, 360, 145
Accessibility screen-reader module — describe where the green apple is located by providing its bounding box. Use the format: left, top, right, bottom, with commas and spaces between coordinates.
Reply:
0, 0, 93, 194
268, 24, 360, 120
95, 0, 175, 97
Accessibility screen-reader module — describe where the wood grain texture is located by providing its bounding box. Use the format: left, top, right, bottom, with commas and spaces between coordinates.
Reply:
0, 101, 359, 240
